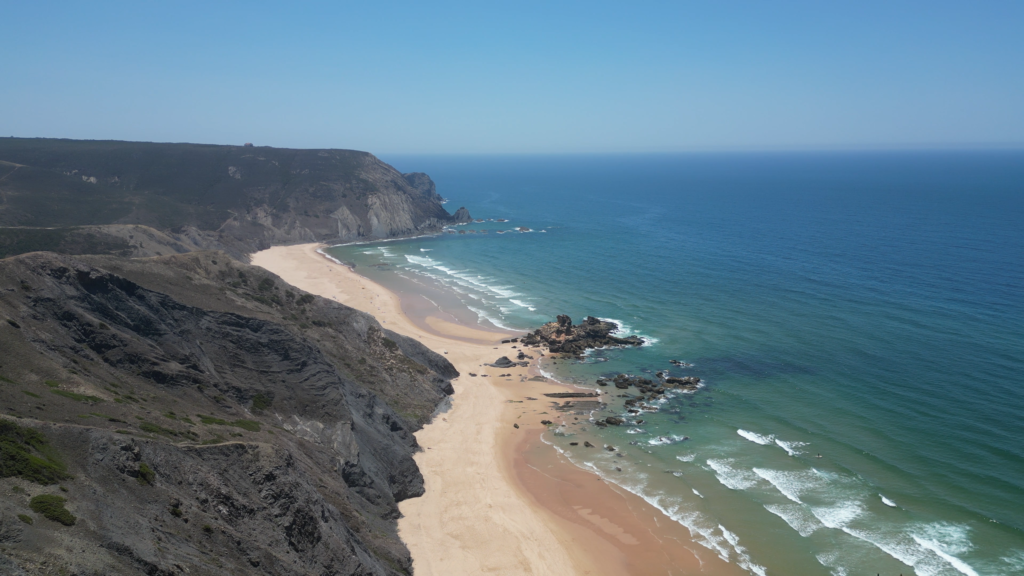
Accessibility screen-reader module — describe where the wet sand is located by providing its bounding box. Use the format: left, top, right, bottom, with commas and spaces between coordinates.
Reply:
252, 243, 738, 575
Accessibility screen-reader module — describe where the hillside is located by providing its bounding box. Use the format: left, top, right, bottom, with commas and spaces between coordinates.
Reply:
0, 250, 457, 575
0, 138, 470, 258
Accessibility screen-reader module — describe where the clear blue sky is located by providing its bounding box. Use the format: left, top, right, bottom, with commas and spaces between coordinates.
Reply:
2, 1, 1022, 153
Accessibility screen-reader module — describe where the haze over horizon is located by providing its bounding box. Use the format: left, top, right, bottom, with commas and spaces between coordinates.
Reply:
3, 1, 1022, 154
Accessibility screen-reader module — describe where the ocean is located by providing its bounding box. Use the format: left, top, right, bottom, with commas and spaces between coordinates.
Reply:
327, 152, 1024, 575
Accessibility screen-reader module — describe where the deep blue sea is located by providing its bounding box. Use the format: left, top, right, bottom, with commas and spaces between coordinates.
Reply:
329, 152, 1024, 576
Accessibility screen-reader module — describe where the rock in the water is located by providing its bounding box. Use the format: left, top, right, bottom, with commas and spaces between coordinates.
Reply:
605, 416, 624, 426
540, 420, 553, 425
520, 315, 644, 357
584, 441, 595, 448
452, 206, 472, 222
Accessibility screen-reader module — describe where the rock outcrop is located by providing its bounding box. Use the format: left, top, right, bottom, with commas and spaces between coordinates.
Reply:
521, 315, 644, 357
0, 251, 457, 575
451, 207, 472, 223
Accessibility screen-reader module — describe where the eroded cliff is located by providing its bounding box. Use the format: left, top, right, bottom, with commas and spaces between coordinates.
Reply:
0, 250, 457, 575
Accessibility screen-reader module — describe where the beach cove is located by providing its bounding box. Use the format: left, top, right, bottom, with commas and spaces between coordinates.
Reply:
252, 243, 740, 576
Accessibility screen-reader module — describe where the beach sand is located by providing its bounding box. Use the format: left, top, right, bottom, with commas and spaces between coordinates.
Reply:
252, 243, 740, 576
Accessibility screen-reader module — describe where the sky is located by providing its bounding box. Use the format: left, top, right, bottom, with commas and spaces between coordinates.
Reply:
2, 1, 1022, 153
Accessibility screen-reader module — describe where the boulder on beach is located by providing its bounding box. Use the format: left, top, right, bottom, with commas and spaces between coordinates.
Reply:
488, 356, 516, 368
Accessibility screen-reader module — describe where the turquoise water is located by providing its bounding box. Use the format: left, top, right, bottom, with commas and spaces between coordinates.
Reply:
329, 152, 1024, 575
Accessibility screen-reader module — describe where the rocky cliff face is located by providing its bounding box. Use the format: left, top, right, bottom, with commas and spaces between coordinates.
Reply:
0, 251, 457, 575
0, 139, 472, 259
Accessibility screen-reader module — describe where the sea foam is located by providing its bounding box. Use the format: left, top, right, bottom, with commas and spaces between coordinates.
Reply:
737, 429, 775, 445
707, 458, 760, 490
753, 468, 828, 504
764, 503, 824, 537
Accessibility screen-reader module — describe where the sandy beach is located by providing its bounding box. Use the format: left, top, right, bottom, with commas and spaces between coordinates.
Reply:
253, 243, 739, 576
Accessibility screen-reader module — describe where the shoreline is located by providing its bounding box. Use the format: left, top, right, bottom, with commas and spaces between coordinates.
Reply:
252, 243, 736, 575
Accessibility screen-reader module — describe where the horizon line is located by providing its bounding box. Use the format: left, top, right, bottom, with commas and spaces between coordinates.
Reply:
5, 135, 1023, 155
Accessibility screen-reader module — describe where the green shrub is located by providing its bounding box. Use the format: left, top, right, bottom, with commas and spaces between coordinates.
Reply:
202, 524, 213, 534
170, 506, 182, 518
0, 375, 16, 384
50, 390, 103, 403
29, 494, 76, 525
22, 390, 40, 398
45, 380, 60, 388
196, 415, 259, 432
257, 278, 275, 292
0, 420, 70, 484
197, 414, 227, 425
139, 422, 177, 438
137, 463, 155, 485
297, 294, 315, 305
251, 393, 272, 411
382, 338, 399, 352
230, 420, 260, 432
17, 514, 32, 525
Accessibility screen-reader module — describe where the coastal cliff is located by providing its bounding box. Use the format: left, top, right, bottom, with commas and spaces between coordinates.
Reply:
0, 250, 457, 575
0, 138, 471, 259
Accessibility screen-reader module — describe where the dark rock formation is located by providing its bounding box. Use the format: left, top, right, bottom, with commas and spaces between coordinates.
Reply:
0, 251, 457, 575
543, 392, 600, 399
451, 207, 472, 223
521, 315, 643, 357
488, 357, 515, 368
605, 417, 624, 426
